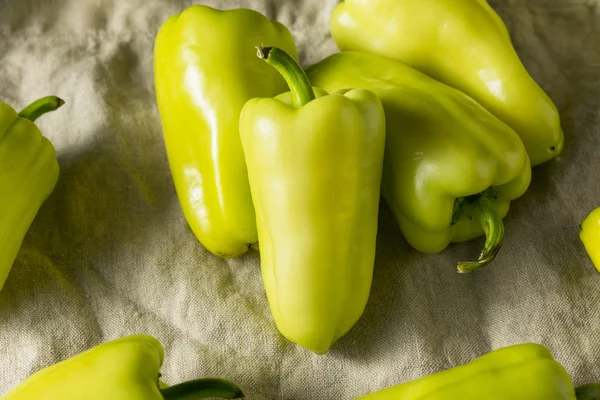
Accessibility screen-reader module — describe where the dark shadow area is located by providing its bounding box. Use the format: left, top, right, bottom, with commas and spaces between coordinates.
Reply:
328, 201, 490, 367
0, 38, 175, 304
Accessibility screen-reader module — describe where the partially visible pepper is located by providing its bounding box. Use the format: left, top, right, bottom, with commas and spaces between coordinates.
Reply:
154, 5, 299, 258
358, 343, 599, 400
1, 334, 244, 400
330, 0, 564, 167
580, 207, 600, 272
0, 96, 63, 291
307, 52, 530, 272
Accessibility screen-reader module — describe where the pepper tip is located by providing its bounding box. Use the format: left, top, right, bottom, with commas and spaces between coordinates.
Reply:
456, 262, 471, 274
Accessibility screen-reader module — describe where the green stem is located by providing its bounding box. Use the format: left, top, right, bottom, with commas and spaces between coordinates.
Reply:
159, 378, 244, 400
256, 46, 315, 108
456, 195, 504, 274
576, 384, 600, 400
18, 96, 65, 122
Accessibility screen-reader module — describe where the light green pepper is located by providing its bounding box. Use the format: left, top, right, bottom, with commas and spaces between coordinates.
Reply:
307, 52, 531, 272
1, 335, 244, 400
359, 343, 599, 399
0, 96, 63, 291
154, 5, 298, 258
331, 0, 564, 166
240, 47, 386, 353
580, 207, 600, 272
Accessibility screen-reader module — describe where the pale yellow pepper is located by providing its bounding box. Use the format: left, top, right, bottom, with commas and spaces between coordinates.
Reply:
154, 5, 298, 258
580, 208, 600, 272
331, 0, 564, 166
241, 47, 386, 353
2, 335, 243, 400
0, 96, 63, 291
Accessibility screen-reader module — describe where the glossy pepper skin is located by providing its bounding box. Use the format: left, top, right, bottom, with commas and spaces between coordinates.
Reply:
0, 97, 63, 291
580, 207, 600, 272
331, 0, 564, 166
154, 5, 298, 258
2, 335, 244, 400
359, 343, 600, 399
307, 52, 531, 272
241, 47, 385, 353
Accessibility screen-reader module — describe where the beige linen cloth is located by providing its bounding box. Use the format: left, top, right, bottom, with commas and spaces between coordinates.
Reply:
0, 0, 599, 398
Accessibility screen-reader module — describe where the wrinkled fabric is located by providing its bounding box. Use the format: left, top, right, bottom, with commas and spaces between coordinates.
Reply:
0, 0, 599, 399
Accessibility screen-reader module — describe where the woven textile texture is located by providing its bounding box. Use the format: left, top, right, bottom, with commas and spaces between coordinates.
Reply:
0, 0, 599, 398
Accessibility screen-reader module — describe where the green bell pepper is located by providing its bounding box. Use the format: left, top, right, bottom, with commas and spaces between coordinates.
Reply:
1, 335, 244, 400
154, 5, 298, 258
580, 207, 600, 272
240, 47, 386, 353
330, 0, 564, 167
0, 96, 63, 291
359, 343, 599, 399
307, 52, 531, 272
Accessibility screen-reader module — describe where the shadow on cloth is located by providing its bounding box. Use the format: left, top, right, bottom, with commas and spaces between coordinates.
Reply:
0, 37, 174, 305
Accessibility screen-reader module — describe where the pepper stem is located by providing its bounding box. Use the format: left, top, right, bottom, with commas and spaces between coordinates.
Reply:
256, 46, 315, 108
456, 195, 504, 274
159, 378, 244, 400
18, 96, 65, 122
576, 383, 600, 400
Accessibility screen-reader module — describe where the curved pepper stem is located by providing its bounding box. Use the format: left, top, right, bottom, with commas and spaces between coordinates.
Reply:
456, 195, 504, 274
18, 96, 65, 122
257, 46, 316, 108
159, 378, 244, 400
576, 383, 600, 400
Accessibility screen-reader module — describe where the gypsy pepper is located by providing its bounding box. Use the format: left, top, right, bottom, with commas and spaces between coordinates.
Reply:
580, 207, 600, 272
307, 52, 531, 272
330, 0, 564, 166
240, 47, 386, 353
0, 96, 63, 291
154, 5, 298, 258
359, 343, 599, 399
1, 334, 244, 400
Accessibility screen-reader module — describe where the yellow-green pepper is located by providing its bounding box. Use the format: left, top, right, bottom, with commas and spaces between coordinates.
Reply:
331, 0, 564, 166
307, 52, 531, 272
1, 334, 244, 400
154, 5, 298, 258
359, 343, 599, 399
0, 96, 63, 291
580, 207, 600, 272
240, 47, 385, 353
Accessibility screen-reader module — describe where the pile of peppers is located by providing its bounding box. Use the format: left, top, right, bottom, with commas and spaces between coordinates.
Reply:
1, 1, 600, 399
